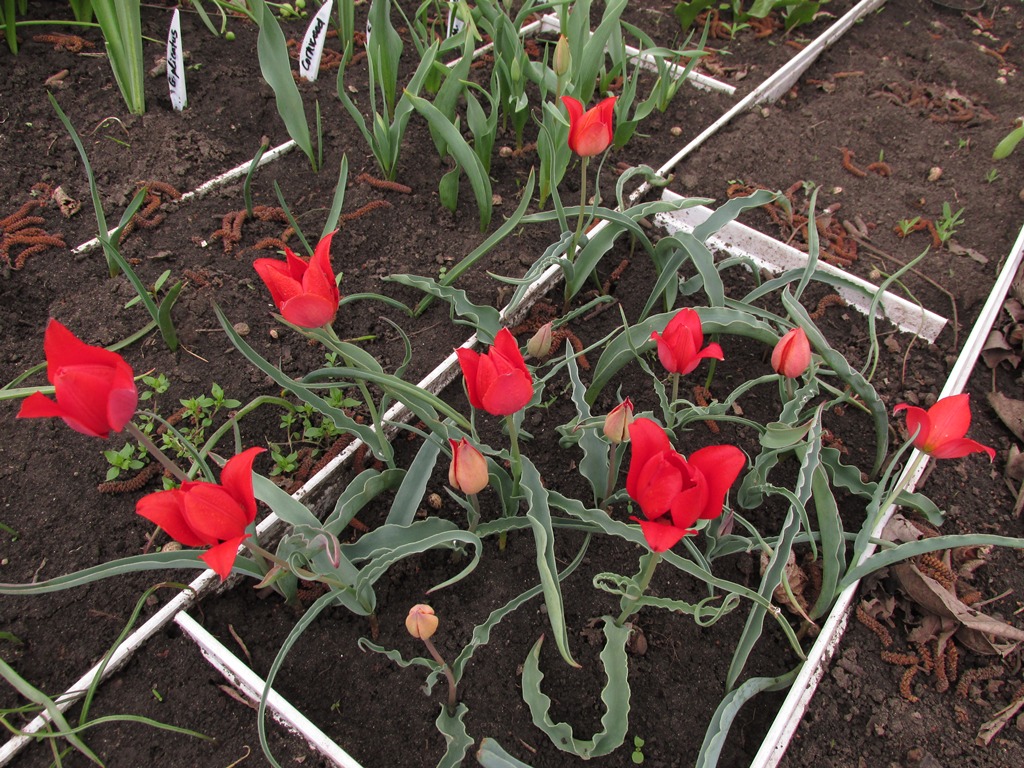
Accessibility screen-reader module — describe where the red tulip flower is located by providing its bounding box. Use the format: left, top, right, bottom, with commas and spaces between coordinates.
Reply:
17, 319, 138, 438
448, 437, 489, 495
894, 394, 995, 461
456, 328, 533, 416
254, 231, 339, 328
136, 447, 265, 581
561, 95, 617, 157
626, 418, 745, 552
650, 308, 724, 376
771, 327, 812, 378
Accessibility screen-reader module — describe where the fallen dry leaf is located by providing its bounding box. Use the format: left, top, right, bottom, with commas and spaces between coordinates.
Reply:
987, 391, 1024, 442
884, 515, 1024, 656
976, 687, 1024, 746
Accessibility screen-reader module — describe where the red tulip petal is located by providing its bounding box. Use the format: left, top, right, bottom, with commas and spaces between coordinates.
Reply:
561, 95, 583, 122
43, 320, 126, 380
280, 294, 338, 328
650, 330, 676, 373
688, 445, 746, 519
106, 384, 140, 433
632, 517, 690, 553
17, 391, 69, 420
456, 347, 484, 410
220, 446, 265, 524
284, 247, 311, 281
634, 453, 684, 519
492, 328, 529, 376
672, 309, 704, 347
571, 119, 612, 157
561, 96, 584, 152
928, 437, 995, 461
920, 394, 972, 452
52, 365, 127, 437
254, 258, 302, 308
680, 341, 725, 376
626, 418, 672, 500
182, 484, 250, 543
305, 233, 340, 305
480, 370, 534, 416
136, 489, 207, 547
894, 403, 931, 452
200, 535, 248, 581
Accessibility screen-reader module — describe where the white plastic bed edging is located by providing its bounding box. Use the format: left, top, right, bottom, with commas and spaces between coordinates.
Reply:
652, 0, 887, 178
535, 13, 736, 96
175, 612, 364, 768
655, 190, 949, 342
70, 140, 298, 258
752, 219, 1024, 768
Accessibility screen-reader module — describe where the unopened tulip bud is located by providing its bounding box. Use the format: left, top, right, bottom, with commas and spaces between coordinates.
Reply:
553, 35, 571, 78
771, 328, 811, 378
603, 397, 635, 444
406, 604, 438, 640
448, 438, 489, 495
526, 322, 554, 359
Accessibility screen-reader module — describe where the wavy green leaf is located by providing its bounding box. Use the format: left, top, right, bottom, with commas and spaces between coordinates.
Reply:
521, 618, 630, 758
520, 456, 578, 667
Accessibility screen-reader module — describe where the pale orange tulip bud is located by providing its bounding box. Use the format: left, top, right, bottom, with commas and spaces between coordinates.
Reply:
603, 397, 635, 444
448, 438, 489, 495
526, 322, 554, 359
771, 328, 811, 379
406, 604, 438, 640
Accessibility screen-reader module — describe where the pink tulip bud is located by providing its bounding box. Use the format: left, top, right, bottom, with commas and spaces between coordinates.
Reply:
526, 322, 554, 359
448, 438, 489, 495
406, 604, 438, 640
771, 328, 811, 378
603, 398, 634, 444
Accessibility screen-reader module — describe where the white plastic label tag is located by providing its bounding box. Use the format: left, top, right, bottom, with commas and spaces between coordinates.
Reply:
446, 1, 465, 39
299, 0, 333, 82
167, 9, 187, 111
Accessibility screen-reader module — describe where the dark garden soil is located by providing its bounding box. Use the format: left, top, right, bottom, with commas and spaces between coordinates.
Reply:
1, 0, 1023, 766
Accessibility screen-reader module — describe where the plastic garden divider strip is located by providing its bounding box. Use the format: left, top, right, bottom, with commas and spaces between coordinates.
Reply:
534, 13, 735, 96
69, 140, 298, 258
647, 0, 889, 181
174, 612, 364, 768
752, 219, 1024, 767
654, 192, 949, 342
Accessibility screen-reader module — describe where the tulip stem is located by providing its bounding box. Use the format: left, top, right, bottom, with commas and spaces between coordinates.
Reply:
564, 157, 590, 312
420, 636, 458, 714
467, 492, 481, 533
670, 372, 680, 411
615, 551, 661, 627
572, 156, 589, 261
602, 443, 621, 509
125, 421, 189, 483
506, 415, 522, 498
874, 450, 928, 533
500, 415, 523, 551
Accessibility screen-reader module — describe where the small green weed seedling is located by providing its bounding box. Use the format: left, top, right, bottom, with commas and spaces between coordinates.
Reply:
896, 216, 921, 237
934, 202, 965, 245
985, 168, 1000, 183
103, 442, 147, 482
